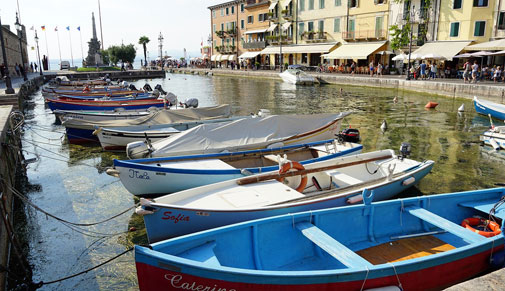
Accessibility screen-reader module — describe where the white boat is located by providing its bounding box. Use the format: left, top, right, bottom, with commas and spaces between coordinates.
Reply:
126, 112, 350, 159
135, 149, 435, 242
480, 126, 505, 150
110, 139, 362, 195
53, 108, 158, 123
279, 69, 315, 85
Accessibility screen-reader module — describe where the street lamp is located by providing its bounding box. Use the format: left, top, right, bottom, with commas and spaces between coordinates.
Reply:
14, 13, 28, 81
34, 30, 43, 76
405, 5, 426, 81
0, 15, 15, 94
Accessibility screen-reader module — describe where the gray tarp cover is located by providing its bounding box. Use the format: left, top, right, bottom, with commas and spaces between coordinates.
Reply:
150, 112, 351, 157
62, 104, 232, 130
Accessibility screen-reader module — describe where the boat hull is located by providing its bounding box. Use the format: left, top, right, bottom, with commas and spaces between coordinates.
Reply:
135, 246, 500, 291
141, 161, 433, 242
474, 97, 505, 120
114, 143, 363, 195
47, 99, 166, 111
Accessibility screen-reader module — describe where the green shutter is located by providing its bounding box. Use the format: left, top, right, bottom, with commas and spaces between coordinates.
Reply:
450, 22, 459, 37
334, 18, 340, 32
335, 0, 341, 6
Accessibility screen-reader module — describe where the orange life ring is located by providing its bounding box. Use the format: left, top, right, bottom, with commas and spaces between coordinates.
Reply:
277, 161, 308, 192
82, 86, 90, 93
461, 217, 502, 238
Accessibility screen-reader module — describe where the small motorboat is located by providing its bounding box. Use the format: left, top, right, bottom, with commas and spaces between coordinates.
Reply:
279, 69, 315, 85
53, 108, 157, 123
126, 112, 350, 159
474, 96, 505, 120
109, 139, 362, 195
136, 149, 434, 242
134, 175, 505, 291
45, 97, 167, 112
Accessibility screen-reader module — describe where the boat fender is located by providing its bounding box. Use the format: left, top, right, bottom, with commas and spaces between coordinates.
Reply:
425, 101, 439, 109
92, 127, 103, 136
490, 138, 500, 151
277, 161, 308, 192
105, 168, 120, 178
240, 169, 253, 176
461, 217, 502, 237
267, 142, 284, 149
346, 194, 363, 204
135, 206, 154, 216
140, 198, 153, 206
402, 177, 416, 186
364, 287, 401, 291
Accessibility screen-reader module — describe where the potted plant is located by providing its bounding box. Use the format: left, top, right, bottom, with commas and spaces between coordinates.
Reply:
255, 61, 260, 70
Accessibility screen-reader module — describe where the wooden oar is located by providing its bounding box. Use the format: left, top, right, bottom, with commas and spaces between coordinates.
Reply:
236, 154, 393, 186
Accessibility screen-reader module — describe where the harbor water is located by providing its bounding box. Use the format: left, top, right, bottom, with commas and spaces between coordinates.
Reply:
17, 72, 505, 290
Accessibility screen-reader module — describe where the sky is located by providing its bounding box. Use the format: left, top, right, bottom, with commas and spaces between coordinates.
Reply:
1, 0, 225, 65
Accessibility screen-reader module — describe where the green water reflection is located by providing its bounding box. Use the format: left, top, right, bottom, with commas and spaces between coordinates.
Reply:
19, 73, 505, 290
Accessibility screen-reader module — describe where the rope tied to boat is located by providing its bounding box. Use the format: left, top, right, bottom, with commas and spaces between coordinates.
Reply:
359, 265, 370, 291
388, 262, 403, 290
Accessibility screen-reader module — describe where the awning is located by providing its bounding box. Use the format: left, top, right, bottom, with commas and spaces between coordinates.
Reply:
202, 54, 209, 59
269, 1, 277, 10
260, 43, 338, 55
244, 29, 267, 35
228, 55, 236, 61
239, 51, 261, 59
465, 39, 505, 51
267, 24, 278, 32
281, 22, 291, 31
284, 0, 292, 7
412, 41, 472, 60
323, 41, 387, 60
211, 54, 221, 61
218, 55, 230, 61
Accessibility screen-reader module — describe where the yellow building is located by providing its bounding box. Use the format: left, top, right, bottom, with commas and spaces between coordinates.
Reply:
437, 0, 495, 43
239, 0, 271, 66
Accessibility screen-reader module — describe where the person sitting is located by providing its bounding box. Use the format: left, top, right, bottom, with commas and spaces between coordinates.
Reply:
494, 66, 502, 82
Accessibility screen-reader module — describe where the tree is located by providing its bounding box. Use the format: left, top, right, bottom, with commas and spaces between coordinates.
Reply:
104, 44, 136, 66
389, 0, 432, 51
138, 36, 150, 66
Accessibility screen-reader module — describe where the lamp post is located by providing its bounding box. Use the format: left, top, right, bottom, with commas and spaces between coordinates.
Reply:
0, 16, 15, 94
406, 5, 415, 81
278, 4, 283, 73
207, 34, 212, 70
14, 13, 28, 81
34, 30, 43, 76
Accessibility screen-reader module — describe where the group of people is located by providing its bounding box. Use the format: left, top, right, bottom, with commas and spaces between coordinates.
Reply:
462, 60, 503, 83
411, 61, 439, 80
0, 63, 27, 79
368, 61, 384, 77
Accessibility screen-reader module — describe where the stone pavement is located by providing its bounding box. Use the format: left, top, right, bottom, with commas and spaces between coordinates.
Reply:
0, 72, 41, 93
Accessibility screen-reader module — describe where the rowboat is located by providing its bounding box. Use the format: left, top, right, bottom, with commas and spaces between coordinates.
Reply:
126, 112, 350, 159
136, 149, 434, 242
61, 104, 232, 144
279, 68, 315, 85
45, 97, 167, 112
474, 96, 505, 120
53, 108, 157, 123
109, 139, 362, 195
480, 126, 505, 150
135, 187, 504, 290
47, 92, 152, 100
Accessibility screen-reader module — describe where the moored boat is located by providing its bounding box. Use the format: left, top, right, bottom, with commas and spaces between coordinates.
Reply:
45, 97, 167, 112
474, 96, 505, 120
53, 108, 157, 123
110, 139, 363, 195
480, 125, 505, 150
126, 112, 349, 159
136, 149, 434, 242
279, 69, 315, 85
135, 185, 504, 290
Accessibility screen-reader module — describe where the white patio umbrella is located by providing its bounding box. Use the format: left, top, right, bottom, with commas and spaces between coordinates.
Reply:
421, 53, 446, 60
490, 50, 505, 55
453, 53, 473, 58
392, 54, 407, 61
376, 51, 394, 55
470, 51, 494, 57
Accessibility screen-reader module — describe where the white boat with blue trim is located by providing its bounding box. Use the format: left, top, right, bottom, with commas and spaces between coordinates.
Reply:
136, 149, 434, 242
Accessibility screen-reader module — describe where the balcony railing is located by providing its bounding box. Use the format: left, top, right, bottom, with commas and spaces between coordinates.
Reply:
225, 27, 237, 36
214, 45, 237, 53
243, 41, 267, 49
342, 29, 386, 40
216, 30, 226, 38
301, 32, 327, 42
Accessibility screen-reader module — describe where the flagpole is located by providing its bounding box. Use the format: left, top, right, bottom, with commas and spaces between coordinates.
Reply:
67, 27, 74, 67
56, 28, 62, 64
78, 28, 84, 65
43, 29, 50, 70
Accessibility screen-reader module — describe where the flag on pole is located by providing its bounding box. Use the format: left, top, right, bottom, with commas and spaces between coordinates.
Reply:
41, 26, 45, 30
66, 26, 70, 31
55, 26, 58, 31
77, 26, 80, 31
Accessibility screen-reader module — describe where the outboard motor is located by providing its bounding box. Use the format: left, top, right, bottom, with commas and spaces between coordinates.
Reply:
399, 142, 412, 160
143, 83, 153, 92
164, 92, 178, 106
337, 128, 360, 143
152, 90, 161, 98
154, 84, 167, 95
181, 98, 199, 108
121, 80, 129, 88
128, 84, 138, 91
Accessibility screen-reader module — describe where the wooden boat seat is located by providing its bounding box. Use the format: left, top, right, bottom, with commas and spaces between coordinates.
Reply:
459, 199, 505, 219
357, 235, 455, 265
326, 170, 363, 187
295, 221, 373, 268
405, 207, 486, 243
177, 241, 221, 266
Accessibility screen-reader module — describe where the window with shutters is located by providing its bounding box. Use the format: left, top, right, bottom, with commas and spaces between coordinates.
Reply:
241, 4, 245, 12
221, 8, 224, 16
248, 15, 254, 24
212, 10, 216, 18
319, 20, 324, 32
499, 12, 505, 29
334, 18, 340, 32
453, 0, 462, 9
335, 0, 341, 6
349, 0, 358, 8
450, 22, 460, 37
320, 0, 325, 9
474, 21, 486, 36
213, 24, 216, 33
299, 22, 305, 35
309, 0, 315, 10
308, 21, 314, 32
241, 20, 244, 29
473, 0, 488, 7
299, 0, 305, 11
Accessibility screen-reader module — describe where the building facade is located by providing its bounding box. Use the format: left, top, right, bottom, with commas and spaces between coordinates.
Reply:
241, 0, 271, 65
1, 24, 28, 76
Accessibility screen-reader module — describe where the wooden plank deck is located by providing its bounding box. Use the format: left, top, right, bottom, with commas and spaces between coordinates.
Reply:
356, 236, 455, 265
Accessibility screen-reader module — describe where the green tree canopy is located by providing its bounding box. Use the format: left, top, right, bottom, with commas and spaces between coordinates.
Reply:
138, 36, 150, 65
105, 44, 136, 65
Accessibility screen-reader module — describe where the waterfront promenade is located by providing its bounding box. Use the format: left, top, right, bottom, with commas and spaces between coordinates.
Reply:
174, 67, 505, 101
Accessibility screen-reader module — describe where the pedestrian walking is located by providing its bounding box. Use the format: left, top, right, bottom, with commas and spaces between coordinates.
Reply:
377, 62, 383, 77
471, 61, 479, 83
430, 62, 437, 79
494, 66, 502, 82
463, 60, 471, 83
420, 61, 427, 80
369, 61, 374, 76
30, 62, 34, 72
15, 63, 20, 76
351, 61, 356, 76
34, 63, 38, 72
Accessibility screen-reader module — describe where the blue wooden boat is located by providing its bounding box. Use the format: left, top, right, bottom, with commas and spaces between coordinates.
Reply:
109, 139, 362, 195
135, 187, 505, 291
45, 97, 166, 112
136, 150, 434, 242
52, 93, 152, 100
474, 96, 505, 120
